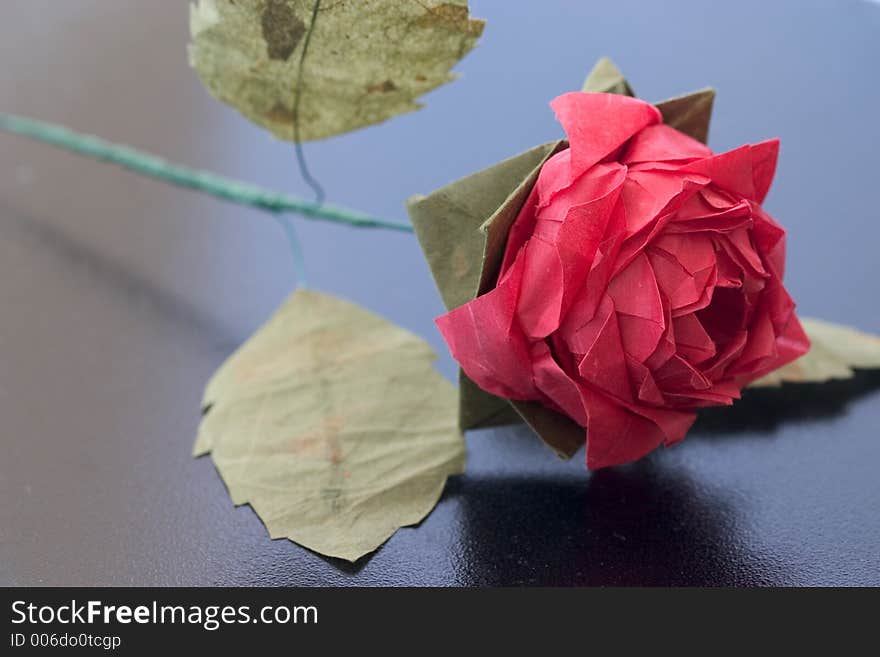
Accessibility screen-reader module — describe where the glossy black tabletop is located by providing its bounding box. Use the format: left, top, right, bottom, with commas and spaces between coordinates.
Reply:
1, 0, 879, 586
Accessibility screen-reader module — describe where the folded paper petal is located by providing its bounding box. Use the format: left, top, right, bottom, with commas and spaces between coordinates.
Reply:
750, 139, 779, 204
531, 342, 589, 427
583, 388, 668, 469
436, 252, 536, 400
516, 164, 626, 338
551, 92, 661, 175
623, 124, 713, 164
569, 295, 633, 402
680, 145, 756, 200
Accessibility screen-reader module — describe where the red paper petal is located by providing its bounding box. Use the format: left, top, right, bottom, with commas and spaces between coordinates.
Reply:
680, 145, 756, 200
568, 295, 633, 402
499, 184, 540, 276
673, 313, 717, 364
652, 233, 716, 274
664, 389, 737, 408
645, 298, 678, 371
608, 252, 664, 322
536, 162, 625, 223
514, 236, 566, 339
648, 244, 716, 314
671, 265, 717, 317
622, 170, 709, 234
730, 307, 777, 374
534, 149, 575, 211
558, 228, 626, 338
516, 168, 625, 338
714, 248, 744, 289
530, 342, 589, 427
700, 187, 738, 210
436, 251, 536, 400
703, 330, 749, 379
628, 404, 697, 447
654, 354, 712, 392
750, 206, 786, 279
623, 124, 713, 164
608, 253, 666, 361
584, 387, 698, 468
750, 139, 779, 204
613, 173, 708, 271
551, 92, 661, 175
771, 312, 811, 368
625, 356, 665, 405
583, 389, 668, 469
722, 227, 768, 278
672, 192, 752, 232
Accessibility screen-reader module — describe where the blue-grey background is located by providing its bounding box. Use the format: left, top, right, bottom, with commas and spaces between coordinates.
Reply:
0, 0, 878, 585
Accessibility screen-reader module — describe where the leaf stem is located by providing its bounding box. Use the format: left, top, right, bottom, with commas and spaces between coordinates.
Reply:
0, 112, 414, 233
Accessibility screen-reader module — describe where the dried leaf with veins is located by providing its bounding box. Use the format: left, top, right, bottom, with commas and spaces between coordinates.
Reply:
189, 0, 485, 141
751, 318, 880, 386
195, 290, 465, 562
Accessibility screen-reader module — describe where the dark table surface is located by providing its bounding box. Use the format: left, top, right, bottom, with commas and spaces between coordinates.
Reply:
1, 0, 879, 586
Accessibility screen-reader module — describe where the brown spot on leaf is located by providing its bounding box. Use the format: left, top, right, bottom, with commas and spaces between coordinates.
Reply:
261, 0, 306, 61
420, 2, 467, 27
417, 3, 485, 37
266, 102, 296, 125
366, 79, 397, 94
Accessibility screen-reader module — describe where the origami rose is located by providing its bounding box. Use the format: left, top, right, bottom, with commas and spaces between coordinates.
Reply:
436, 91, 810, 468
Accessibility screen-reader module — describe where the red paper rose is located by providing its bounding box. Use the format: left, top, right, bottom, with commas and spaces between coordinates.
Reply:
436, 92, 810, 468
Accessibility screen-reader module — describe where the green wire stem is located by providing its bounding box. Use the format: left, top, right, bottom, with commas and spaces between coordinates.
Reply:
0, 112, 414, 234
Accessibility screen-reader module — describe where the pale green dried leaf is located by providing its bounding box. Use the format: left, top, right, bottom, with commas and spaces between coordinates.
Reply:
196, 289, 465, 562
751, 318, 880, 387
189, 0, 484, 141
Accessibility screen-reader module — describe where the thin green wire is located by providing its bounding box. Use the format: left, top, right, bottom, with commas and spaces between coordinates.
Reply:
273, 215, 310, 288
292, 0, 325, 207
281, 0, 323, 287
0, 112, 414, 234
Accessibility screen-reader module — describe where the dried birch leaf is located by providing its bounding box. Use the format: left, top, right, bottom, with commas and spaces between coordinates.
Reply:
195, 290, 465, 562
752, 318, 880, 386
189, 0, 485, 141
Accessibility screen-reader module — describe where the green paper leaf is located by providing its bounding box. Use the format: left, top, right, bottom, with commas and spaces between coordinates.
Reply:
582, 57, 635, 96
407, 141, 559, 431
407, 141, 561, 312
409, 142, 576, 442
457, 370, 521, 430
583, 57, 715, 144
189, 0, 484, 141
581, 57, 716, 145
196, 289, 465, 562
408, 140, 584, 457
654, 88, 716, 144
751, 318, 880, 387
